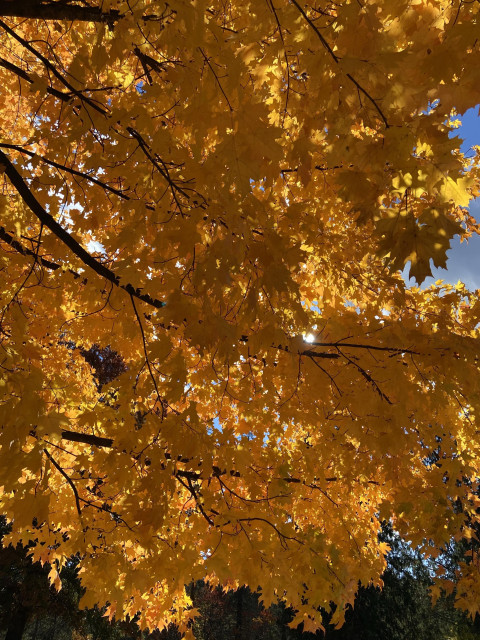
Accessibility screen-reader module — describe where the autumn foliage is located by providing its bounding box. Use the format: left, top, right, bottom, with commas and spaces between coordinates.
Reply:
1, 0, 480, 634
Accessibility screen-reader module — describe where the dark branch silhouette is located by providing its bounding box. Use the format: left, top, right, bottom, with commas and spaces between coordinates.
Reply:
0, 149, 165, 309
0, 144, 129, 200
289, 0, 390, 128
0, 1, 122, 25
61, 429, 113, 448
0, 1, 172, 26
0, 56, 72, 102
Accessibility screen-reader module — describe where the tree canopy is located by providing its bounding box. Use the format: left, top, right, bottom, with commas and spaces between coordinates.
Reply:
1, 0, 480, 635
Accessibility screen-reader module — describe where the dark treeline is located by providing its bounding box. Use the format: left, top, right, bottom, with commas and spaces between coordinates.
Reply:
1, 518, 479, 640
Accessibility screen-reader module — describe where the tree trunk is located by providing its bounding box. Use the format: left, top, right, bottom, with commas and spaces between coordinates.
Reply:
235, 588, 243, 640
50, 613, 58, 640
4, 606, 28, 640
32, 615, 39, 640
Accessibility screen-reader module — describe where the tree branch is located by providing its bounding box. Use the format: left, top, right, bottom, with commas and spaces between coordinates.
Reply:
0, 144, 129, 200
310, 341, 419, 355
0, 149, 165, 309
0, 1, 169, 26
289, 0, 389, 128
0, 56, 72, 102
175, 474, 215, 525
61, 429, 113, 448
58, 431, 379, 495
0, 225, 80, 278
0, 19, 108, 115
0, 1, 122, 25
239, 336, 340, 359
44, 448, 82, 517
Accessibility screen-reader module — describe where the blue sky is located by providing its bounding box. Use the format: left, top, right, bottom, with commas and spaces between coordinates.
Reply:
411, 106, 480, 289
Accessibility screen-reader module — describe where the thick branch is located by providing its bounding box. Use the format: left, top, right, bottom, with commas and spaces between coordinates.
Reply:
0, 150, 165, 309
0, 1, 171, 25
0, 19, 108, 115
0, 56, 72, 102
299, 348, 340, 359
0, 1, 122, 25
61, 429, 113, 448
0, 225, 80, 277
175, 474, 215, 526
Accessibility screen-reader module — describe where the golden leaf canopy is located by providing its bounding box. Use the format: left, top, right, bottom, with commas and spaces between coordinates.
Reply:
1, 0, 480, 633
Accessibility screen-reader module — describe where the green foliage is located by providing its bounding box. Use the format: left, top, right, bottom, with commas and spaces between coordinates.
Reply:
188, 528, 480, 640
324, 530, 480, 640
0, 517, 81, 640
0, 518, 138, 640
2, 521, 480, 640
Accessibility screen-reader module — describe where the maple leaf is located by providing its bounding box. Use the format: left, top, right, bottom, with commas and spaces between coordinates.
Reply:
1, 0, 480, 634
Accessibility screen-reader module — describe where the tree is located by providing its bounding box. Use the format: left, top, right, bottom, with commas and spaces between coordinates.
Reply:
0, 516, 83, 640
323, 526, 480, 640
1, 0, 480, 634
0, 516, 168, 640
2, 517, 479, 640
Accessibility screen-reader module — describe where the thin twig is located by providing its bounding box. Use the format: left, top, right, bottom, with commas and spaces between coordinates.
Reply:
289, 0, 389, 128
0, 143, 129, 199
198, 47, 233, 112
44, 448, 82, 518
130, 294, 164, 409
